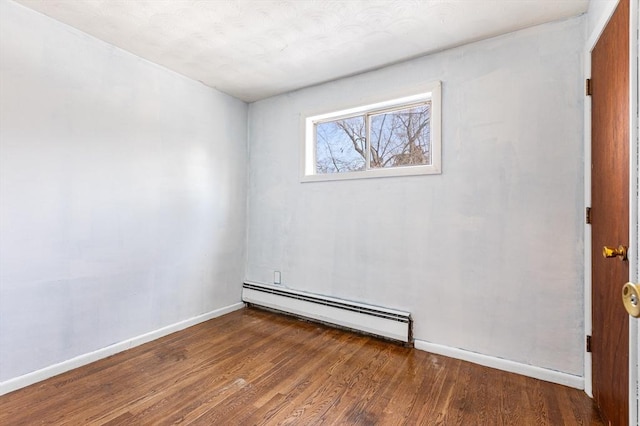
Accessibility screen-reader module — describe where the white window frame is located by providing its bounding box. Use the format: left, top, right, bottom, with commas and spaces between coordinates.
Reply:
301, 81, 441, 182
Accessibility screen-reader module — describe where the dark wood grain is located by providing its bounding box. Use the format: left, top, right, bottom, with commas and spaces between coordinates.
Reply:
591, 0, 630, 424
0, 307, 604, 425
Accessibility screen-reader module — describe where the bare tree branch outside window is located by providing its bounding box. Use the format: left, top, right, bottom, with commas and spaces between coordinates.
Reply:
316, 116, 365, 173
315, 102, 431, 174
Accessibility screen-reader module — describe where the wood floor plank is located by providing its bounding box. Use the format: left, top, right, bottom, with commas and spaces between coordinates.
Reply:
0, 307, 604, 425
233, 330, 352, 423
116, 312, 310, 424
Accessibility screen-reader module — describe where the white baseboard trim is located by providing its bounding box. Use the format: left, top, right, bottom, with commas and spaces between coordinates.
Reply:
0, 302, 244, 396
414, 339, 584, 390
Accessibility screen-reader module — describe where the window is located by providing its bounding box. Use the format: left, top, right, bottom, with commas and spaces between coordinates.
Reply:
302, 82, 441, 181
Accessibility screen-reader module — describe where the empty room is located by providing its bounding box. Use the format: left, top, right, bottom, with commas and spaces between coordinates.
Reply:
1, 0, 639, 424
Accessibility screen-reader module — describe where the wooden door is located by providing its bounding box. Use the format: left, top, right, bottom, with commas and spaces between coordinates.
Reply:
591, 0, 630, 424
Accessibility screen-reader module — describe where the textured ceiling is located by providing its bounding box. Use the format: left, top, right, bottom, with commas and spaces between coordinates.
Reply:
13, 0, 589, 102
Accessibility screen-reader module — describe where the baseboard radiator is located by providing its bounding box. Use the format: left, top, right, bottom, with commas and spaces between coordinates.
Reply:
242, 281, 412, 343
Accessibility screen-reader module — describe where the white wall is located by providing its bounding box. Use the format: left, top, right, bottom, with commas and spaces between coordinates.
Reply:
246, 17, 586, 375
0, 0, 247, 383
587, 0, 620, 44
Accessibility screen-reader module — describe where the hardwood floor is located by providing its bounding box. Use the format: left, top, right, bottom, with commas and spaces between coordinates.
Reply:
0, 307, 603, 425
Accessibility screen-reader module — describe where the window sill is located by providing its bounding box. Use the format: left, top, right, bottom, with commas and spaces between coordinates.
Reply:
300, 164, 441, 182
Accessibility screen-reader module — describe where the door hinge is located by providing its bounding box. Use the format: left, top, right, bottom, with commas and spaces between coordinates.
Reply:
586, 335, 592, 352
586, 78, 592, 96
586, 207, 592, 224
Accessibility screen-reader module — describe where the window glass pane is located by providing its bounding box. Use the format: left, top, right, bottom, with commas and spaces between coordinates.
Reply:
315, 116, 366, 173
369, 103, 431, 168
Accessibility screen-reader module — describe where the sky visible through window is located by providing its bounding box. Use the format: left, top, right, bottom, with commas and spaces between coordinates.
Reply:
315, 102, 431, 174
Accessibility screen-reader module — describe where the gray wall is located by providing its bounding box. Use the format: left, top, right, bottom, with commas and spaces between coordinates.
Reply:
0, 0, 247, 382
246, 17, 585, 375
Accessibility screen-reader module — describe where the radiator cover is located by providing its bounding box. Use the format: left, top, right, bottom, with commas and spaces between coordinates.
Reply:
242, 281, 412, 343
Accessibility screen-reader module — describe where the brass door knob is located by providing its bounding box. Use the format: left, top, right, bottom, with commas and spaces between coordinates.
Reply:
622, 282, 640, 318
602, 245, 628, 261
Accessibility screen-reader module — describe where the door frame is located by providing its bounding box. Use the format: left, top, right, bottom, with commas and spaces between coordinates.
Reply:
584, 0, 639, 423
